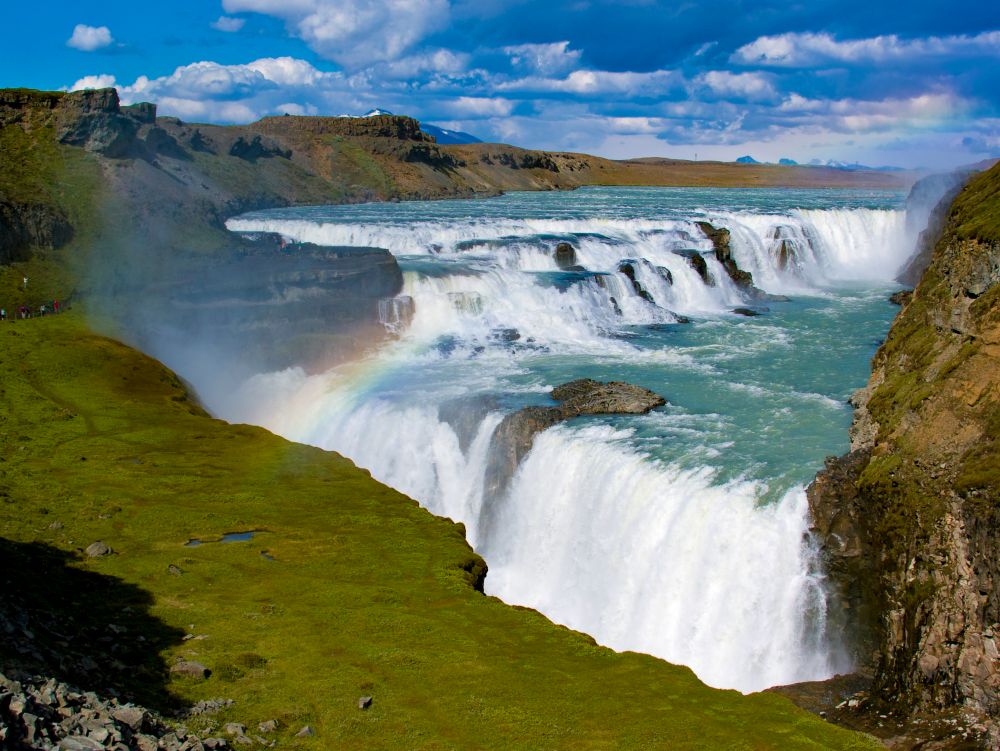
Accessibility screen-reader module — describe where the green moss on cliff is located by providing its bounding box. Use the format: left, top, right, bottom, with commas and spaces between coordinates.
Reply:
0, 315, 879, 750
950, 164, 1000, 243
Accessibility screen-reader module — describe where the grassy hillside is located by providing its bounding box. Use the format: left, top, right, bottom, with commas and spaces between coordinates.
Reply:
0, 314, 879, 750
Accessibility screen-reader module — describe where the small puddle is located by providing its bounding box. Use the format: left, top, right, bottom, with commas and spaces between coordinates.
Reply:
184, 530, 257, 547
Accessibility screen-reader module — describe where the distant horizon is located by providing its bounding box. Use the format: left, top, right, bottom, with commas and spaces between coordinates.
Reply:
3, 0, 999, 170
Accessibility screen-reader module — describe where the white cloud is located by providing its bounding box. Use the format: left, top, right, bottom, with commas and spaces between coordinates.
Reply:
70, 74, 117, 91
212, 16, 246, 32
441, 96, 512, 117
222, 0, 450, 67
733, 30, 1000, 67
499, 68, 679, 96
695, 71, 776, 100
503, 42, 582, 75
67, 24, 114, 52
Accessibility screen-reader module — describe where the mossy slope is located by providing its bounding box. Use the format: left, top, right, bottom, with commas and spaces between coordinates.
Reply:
0, 315, 877, 750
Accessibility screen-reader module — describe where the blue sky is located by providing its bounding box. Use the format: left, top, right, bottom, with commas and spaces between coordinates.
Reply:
3, 0, 1000, 168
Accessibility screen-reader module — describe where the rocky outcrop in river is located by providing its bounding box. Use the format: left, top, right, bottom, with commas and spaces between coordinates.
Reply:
480, 379, 665, 537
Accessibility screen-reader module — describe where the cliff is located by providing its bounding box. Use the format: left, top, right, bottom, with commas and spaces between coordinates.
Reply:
807, 163, 1000, 735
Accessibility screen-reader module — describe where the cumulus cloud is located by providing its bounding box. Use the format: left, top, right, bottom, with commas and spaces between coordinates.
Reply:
70, 74, 117, 91
694, 70, 776, 100
66, 24, 114, 52
212, 16, 246, 32
222, 0, 450, 67
733, 30, 1000, 67
503, 42, 582, 75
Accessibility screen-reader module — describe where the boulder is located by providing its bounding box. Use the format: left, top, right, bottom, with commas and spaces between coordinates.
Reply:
170, 661, 210, 679
358, 696, 373, 710
84, 541, 112, 558
554, 242, 577, 269
889, 290, 913, 306
295, 726, 314, 737
732, 307, 758, 317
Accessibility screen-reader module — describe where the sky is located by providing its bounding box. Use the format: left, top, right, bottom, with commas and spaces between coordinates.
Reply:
3, 0, 1000, 168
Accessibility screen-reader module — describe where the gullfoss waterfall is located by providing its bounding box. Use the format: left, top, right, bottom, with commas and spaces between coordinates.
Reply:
216, 187, 910, 693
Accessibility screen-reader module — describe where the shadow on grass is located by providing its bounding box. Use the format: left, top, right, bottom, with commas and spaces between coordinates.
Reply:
0, 537, 186, 712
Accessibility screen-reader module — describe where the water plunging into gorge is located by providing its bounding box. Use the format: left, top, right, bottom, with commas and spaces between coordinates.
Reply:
192, 187, 909, 692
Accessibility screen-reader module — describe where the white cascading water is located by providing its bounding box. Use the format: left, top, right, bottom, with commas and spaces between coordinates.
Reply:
213, 197, 914, 693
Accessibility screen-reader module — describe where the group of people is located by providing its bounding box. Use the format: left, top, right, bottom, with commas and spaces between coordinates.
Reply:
0, 299, 63, 321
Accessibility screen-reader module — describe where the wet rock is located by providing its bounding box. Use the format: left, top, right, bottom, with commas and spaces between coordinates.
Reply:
656, 266, 673, 286
672, 249, 711, 284
554, 242, 577, 269
550, 378, 666, 416
617, 260, 655, 303
482, 379, 666, 516
358, 696, 373, 710
732, 307, 759, 317
84, 541, 112, 558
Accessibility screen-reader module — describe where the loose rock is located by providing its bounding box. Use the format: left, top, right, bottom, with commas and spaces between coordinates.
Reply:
84, 541, 112, 558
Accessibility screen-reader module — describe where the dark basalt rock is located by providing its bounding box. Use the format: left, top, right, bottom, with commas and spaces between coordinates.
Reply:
617, 260, 656, 303
656, 266, 673, 286
697, 221, 758, 290
0, 200, 74, 264
672, 249, 711, 285
481, 379, 666, 517
732, 307, 759, 317
554, 242, 577, 269
122, 102, 157, 124
55, 89, 140, 158
228, 135, 291, 162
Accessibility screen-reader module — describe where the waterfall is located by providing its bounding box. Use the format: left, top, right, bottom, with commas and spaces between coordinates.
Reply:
205, 188, 908, 694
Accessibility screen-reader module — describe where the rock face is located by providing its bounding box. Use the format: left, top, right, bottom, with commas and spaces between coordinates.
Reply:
0, 200, 73, 264
481, 379, 666, 526
141, 237, 405, 374
806, 162, 1000, 726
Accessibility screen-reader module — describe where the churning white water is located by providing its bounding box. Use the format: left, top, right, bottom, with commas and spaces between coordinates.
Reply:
213, 187, 912, 692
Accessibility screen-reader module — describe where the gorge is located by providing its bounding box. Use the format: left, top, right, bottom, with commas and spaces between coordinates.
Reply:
1, 85, 998, 749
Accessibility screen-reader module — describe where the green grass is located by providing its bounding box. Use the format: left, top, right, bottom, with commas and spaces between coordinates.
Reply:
0, 314, 879, 750
951, 162, 1000, 243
